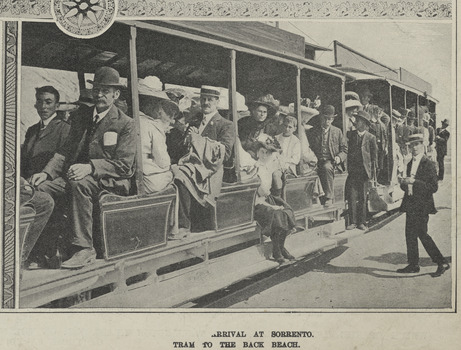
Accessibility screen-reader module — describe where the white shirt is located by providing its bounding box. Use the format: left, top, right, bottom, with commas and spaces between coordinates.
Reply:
199, 112, 215, 134
41, 113, 57, 128
357, 130, 366, 137
93, 106, 111, 123
275, 133, 301, 175
410, 153, 424, 177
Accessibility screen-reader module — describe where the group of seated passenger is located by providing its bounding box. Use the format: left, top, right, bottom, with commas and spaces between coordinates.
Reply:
20, 65, 342, 270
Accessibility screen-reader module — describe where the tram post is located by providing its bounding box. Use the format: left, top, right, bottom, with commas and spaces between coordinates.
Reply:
229, 49, 241, 183
129, 25, 145, 195
296, 67, 302, 150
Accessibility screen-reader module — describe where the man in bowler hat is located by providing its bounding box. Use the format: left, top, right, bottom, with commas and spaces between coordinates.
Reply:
398, 134, 449, 276
32, 67, 136, 269
307, 105, 347, 207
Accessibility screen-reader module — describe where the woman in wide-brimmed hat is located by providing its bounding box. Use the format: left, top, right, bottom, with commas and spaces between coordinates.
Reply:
238, 94, 279, 159
253, 134, 296, 264
138, 78, 180, 194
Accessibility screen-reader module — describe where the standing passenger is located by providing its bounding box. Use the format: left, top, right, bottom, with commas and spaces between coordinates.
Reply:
31, 67, 136, 269
397, 134, 449, 276
345, 111, 377, 230
435, 118, 450, 181
307, 105, 348, 207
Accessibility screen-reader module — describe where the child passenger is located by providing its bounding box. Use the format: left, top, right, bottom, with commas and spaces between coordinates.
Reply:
253, 136, 296, 263
275, 115, 301, 177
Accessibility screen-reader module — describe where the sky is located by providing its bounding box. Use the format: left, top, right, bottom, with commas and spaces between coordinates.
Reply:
279, 21, 452, 128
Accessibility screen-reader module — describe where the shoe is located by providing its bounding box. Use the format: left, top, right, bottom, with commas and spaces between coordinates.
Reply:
45, 253, 62, 269
396, 264, 420, 273
324, 199, 333, 208
26, 256, 48, 270
168, 228, 191, 241
61, 248, 96, 269
432, 263, 450, 277
346, 224, 357, 230
357, 224, 367, 230
281, 248, 296, 261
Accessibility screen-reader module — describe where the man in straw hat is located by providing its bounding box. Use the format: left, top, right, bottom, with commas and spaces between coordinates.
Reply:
32, 67, 136, 269
435, 118, 450, 181
307, 105, 347, 207
345, 111, 377, 230
172, 85, 235, 239
397, 134, 449, 276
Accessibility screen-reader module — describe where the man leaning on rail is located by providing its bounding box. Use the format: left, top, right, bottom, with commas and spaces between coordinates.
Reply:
30, 67, 137, 269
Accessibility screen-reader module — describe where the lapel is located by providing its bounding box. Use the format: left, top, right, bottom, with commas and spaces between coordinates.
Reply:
25, 123, 41, 153
202, 111, 221, 137
38, 117, 60, 140
90, 104, 119, 142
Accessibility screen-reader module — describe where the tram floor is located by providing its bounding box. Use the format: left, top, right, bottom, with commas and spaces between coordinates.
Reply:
196, 177, 452, 309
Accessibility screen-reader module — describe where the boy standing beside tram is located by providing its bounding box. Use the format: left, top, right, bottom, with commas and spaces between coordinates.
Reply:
30, 67, 137, 269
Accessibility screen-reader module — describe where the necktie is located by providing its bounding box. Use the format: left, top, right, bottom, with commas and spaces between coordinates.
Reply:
40, 121, 45, 130
90, 115, 100, 136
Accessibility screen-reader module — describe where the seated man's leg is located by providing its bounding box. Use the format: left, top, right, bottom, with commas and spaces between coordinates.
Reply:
62, 176, 100, 268
20, 191, 54, 266
318, 160, 334, 203
175, 179, 191, 231
28, 177, 68, 265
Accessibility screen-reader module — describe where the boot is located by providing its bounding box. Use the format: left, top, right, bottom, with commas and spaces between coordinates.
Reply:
280, 231, 295, 260
271, 232, 285, 264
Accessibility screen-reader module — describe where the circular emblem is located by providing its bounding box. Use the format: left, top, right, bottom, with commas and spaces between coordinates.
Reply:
52, 0, 117, 39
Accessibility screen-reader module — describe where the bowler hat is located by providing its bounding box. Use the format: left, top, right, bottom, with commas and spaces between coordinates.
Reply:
441, 118, 449, 126
87, 67, 125, 88
320, 105, 337, 118
200, 85, 221, 98
406, 133, 424, 145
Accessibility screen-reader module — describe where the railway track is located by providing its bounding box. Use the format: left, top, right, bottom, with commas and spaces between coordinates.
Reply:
181, 209, 402, 308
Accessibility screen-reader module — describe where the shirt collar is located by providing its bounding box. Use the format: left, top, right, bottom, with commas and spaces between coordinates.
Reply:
41, 113, 57, 127
357, 130, 366, 137
413, 153, 424, 162
322, 126, 330, 133
93, 106, 111, 122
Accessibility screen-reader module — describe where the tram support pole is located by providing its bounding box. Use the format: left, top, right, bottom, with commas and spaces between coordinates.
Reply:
229, 49, 241, 183
129, 25, 145, 195
296, 67, 303, 148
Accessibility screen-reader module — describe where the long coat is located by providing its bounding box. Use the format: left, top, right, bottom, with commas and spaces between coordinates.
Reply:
21, 116, 71, 179
43, 104, 136, 195
307, 124, 348, 163
435, 128, 450, 157
346, 130, 377, 179
191, 111, 235, 162
400, 155, 438, 215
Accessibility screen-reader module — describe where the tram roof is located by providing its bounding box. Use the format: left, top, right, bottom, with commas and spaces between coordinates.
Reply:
344, 69, 439, 103
21, 21, 348, 81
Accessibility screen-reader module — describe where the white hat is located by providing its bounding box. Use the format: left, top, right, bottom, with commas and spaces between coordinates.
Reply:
345, 100, 362, 109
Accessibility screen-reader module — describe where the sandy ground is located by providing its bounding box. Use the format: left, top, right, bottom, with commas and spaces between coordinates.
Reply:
230, 163, 453, 309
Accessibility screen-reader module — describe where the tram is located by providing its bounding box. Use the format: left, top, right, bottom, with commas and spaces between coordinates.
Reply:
19, 21, 352, 308
333, 41, 438, 212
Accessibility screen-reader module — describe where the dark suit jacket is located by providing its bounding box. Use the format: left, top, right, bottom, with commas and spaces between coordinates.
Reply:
307, 124, 348, 163
400, 155, 438, 215
191, 111, 235, 162
43, 104, 136, 195
435, 128, 450, 157
21, 116, 71, 179
347, 130, 377, 179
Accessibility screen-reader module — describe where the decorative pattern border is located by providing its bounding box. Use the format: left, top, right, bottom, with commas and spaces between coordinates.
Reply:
0, 0, 453, 19
2, 21, 18, 309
